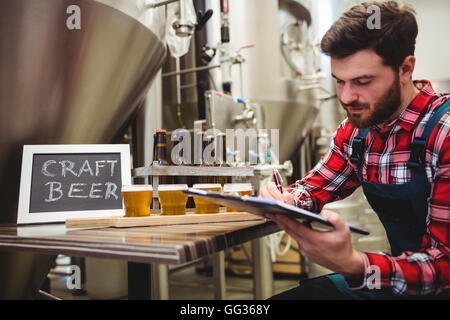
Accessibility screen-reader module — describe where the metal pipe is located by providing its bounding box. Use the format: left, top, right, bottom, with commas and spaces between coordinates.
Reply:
212, 251, 226, 299
175, 56, 187, 128
168, 258, 204, 273
151, 264, 169, 300
175, 57, 182, 106
162, 64, 222, 78
36, 290, 63, 300
169, 281, 253, 293
144, 0, 180, 9
252, 237, 273, 299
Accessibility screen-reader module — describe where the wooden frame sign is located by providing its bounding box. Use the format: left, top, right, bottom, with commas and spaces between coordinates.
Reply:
17, 144, 131, 224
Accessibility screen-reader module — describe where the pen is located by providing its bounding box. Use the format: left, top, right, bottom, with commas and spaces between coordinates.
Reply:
273, 169, 283, 193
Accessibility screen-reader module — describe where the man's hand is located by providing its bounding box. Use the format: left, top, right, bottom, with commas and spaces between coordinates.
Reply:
259, 182, 295, 206
267, 209, 365, 279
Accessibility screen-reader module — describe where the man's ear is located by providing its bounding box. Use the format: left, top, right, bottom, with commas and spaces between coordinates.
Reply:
398, 55, 416, 84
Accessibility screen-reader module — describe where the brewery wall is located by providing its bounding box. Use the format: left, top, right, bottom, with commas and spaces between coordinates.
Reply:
408, 0, 450, 84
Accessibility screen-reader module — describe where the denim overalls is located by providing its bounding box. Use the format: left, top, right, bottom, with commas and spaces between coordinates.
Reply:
327, 100, 450, 299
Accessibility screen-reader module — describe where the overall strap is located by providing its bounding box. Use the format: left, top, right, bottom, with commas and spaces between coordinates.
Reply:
350, 128, 369, 180
407, 100, 450, 169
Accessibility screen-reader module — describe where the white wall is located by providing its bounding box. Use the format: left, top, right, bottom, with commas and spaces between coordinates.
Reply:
310, 0, 450, 131
328, 0, 450, 84
406, 0, 450, 83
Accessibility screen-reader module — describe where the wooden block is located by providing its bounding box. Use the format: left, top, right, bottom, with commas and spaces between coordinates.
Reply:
66, 211, 264, 229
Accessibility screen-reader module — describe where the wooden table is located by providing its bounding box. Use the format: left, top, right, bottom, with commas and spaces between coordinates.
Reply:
0, 217, 279, 299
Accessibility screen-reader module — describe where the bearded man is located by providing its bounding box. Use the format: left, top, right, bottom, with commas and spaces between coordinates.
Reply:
260, 1, 450, 299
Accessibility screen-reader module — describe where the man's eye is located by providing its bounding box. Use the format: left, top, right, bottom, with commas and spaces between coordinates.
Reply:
354, 80, 371, 86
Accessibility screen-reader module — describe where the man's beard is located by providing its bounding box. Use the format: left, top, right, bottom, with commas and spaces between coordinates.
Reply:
341, 75, 402, 129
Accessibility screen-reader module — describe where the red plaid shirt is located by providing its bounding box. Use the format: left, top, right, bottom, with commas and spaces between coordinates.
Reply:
288, 80, 450, 296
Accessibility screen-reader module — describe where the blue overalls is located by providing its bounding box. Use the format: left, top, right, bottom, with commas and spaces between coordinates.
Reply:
326, 100, 450, 299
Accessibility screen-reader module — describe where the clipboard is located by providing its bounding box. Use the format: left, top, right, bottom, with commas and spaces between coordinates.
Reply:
184, 188, 370, 235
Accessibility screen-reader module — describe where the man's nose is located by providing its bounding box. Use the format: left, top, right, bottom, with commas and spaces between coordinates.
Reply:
339, 82, 358, 105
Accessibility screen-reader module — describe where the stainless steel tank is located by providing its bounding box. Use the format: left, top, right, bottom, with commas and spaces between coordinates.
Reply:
228, 0, 322, 162
0, 0, 166, 298
230, 0, 321, 162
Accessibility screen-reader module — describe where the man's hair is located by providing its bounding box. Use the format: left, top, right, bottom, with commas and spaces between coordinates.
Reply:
320, 1, 418, 71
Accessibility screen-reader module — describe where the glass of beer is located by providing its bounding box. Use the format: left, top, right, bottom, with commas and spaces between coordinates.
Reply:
158, 184, 189, 215
121, 185, 153, 217
193, 184, 222, 214
223, 183, 253, 212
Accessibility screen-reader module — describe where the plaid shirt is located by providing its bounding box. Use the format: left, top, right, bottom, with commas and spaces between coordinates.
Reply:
288, 80, 450, 296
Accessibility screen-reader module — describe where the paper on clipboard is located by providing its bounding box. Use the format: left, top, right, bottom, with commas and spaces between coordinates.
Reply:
184, 188, 370, 235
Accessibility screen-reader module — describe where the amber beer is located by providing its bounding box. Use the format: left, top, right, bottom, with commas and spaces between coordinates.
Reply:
153, 129, 174, 184
223, 183, 253, 212
121, 185, 153, 217
158, 184, 189, 215
193, 184, 222, 214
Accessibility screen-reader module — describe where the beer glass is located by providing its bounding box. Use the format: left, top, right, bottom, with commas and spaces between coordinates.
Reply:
223, 183, 253, 212
193, 184, 222, 214
158, 184, 189, 215
121, 185, 153, 217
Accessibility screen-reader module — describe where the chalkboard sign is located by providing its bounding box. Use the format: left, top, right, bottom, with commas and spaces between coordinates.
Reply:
18, 145, 131, 224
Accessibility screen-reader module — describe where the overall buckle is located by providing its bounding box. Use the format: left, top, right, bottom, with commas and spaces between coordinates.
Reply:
350, 137, 366, 164
407, 137, 427, 169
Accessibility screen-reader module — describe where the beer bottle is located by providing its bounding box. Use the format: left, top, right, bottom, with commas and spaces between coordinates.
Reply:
153, 129, 169, 165
153, 129, 172, 184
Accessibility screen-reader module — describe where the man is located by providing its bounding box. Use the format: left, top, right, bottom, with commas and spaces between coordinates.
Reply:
260, 1, 449, 299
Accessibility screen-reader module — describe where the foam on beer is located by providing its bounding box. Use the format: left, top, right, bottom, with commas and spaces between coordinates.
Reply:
158, 184, 188, 191
193, 184, 222, 189
223, 183, 252, 192
122, 185, 153, 192
223, 183, 253, 212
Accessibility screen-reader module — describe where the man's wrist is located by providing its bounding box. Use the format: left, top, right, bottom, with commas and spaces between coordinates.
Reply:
342, 250, 365, 284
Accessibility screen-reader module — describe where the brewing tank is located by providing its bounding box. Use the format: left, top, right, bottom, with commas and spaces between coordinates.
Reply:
228, 0, 322, 162
0, 0, 166, 298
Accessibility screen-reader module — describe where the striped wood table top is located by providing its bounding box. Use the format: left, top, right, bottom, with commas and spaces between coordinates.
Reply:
0, 217, 279, 265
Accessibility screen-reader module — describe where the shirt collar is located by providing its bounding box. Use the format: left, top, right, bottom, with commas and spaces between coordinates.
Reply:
372, 80, 435, 134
